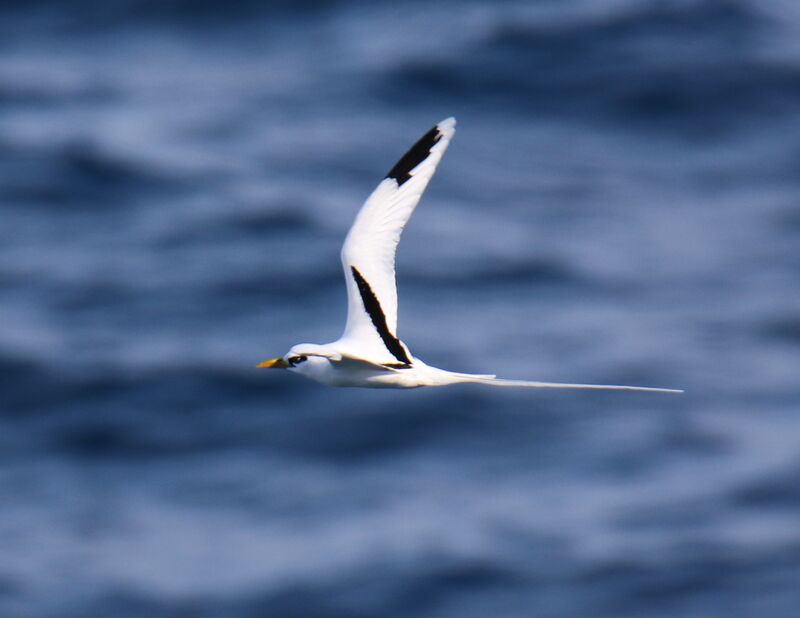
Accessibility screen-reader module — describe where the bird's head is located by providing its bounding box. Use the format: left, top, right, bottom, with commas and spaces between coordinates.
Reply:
257, 344, 331, 374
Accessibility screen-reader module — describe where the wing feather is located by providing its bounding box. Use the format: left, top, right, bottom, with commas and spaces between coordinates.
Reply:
336, 117, 456, 362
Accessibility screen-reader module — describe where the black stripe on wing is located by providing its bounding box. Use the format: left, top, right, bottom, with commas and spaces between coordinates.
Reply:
385, 125, 443, 187
350, 266, 412, 365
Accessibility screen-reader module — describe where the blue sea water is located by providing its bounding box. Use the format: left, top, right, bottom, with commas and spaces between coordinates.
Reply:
1, 0, 800, 616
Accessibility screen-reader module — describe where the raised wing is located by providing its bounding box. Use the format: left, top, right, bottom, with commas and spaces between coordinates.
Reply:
336, 117, 456, 364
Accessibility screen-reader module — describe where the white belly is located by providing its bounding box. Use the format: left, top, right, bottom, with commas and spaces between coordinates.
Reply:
295, 356, 463, 389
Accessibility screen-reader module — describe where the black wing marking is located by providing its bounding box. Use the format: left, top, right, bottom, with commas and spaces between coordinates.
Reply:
385, 125, 443, 187
331, 355, 405, 372
382, 362, 412, 369
350, 266, 412, 365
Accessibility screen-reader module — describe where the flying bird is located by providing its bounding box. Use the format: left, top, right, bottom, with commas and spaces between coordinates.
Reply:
258, 118, 682, 393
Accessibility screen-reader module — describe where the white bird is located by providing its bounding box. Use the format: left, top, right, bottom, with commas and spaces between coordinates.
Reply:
258, 118, 682, 393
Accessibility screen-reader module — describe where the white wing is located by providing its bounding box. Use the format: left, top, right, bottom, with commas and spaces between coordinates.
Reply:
336, 117, 456, 364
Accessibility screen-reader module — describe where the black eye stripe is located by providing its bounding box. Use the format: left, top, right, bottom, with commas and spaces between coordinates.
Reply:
289, 355, 308, 365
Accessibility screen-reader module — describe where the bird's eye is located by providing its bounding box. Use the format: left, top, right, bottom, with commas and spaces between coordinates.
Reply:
288, 355, 308, 365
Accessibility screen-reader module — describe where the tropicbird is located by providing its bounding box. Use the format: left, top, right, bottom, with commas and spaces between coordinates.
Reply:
258, 118, 682, 393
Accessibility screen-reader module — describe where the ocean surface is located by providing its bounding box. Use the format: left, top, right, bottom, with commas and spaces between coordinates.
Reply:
2, 1, 800, 616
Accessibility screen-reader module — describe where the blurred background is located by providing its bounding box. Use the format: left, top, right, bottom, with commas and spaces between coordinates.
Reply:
1, 0, 799, 616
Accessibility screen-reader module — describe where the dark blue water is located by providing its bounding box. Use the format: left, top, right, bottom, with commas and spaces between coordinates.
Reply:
2, 1, 800, 616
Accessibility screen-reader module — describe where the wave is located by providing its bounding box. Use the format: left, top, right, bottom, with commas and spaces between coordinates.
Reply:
375, 0, 797, 131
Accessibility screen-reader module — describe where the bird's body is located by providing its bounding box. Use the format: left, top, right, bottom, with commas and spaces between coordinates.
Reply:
273, 351, 464, 389
259, 118, 682, 394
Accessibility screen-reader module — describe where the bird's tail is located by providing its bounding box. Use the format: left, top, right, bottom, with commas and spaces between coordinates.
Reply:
449, 373, 683, 394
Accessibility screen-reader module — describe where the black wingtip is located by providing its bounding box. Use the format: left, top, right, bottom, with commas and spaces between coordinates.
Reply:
385, 124, 443, 187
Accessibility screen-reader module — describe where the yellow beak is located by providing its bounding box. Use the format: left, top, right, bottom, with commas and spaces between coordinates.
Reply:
257, 357, 290, 369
